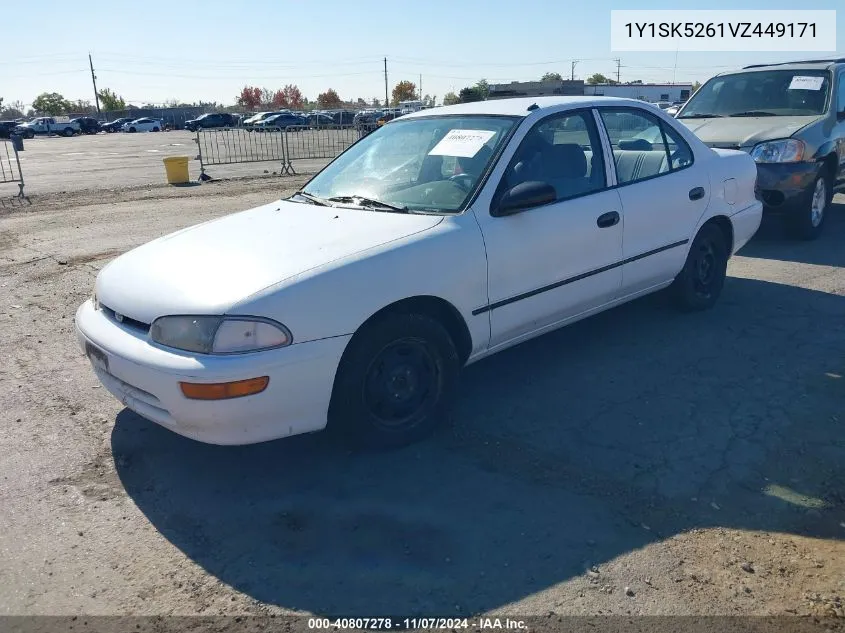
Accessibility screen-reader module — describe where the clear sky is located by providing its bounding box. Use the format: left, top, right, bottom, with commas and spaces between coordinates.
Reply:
2, 0, 842, 109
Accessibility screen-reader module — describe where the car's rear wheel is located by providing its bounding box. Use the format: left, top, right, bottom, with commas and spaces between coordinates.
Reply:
152, 127, 160, 132
670, 223, 728, 311
128, 127, 136, 133
63, 127, 74, 137
789, 173, 829, 241
26, 130, 35, 139
329, 312, 459, 449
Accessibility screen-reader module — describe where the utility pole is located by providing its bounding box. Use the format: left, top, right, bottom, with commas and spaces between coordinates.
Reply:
384, 57, 389, 107
89, 53, 100, 116
570, 60, 579, 81
419, 73, 422, 101
614, 58, 621, 84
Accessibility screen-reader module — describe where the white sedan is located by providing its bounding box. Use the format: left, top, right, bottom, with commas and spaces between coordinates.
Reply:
122, 117, 162, 133
76, 96, 762, 448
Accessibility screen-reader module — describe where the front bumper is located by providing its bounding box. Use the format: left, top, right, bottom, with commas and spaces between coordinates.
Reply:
754, 162, 820, 215
75, 300, 351, 445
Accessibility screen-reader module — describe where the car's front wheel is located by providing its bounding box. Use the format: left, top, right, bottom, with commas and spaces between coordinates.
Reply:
329, 312, 460, 449
670, 223, 728, 311
789, 172, 829, 240
63, 127, 74, 136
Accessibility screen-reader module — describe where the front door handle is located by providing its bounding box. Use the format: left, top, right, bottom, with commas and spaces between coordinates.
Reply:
689, 186, 706, 201
596, 211, 620, 228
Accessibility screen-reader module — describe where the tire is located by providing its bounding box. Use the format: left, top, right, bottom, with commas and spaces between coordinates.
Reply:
128, 127, 136, 133
152, 127, 160, 132
788, 172, 829, 240
26, 130, 35, 139
328, 312, 460, 449
63, 127, 74, 137
670, 223, 729, 311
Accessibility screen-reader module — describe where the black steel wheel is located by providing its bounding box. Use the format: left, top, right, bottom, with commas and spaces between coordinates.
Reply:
329, 312, 459, 449
670, 223, 728, 311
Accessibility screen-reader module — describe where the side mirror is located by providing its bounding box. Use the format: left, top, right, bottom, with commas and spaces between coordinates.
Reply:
491, 181, 557, 217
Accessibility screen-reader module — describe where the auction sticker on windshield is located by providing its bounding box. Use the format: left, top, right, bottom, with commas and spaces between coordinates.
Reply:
788, 76, 825, 91
428, 129, 496, 158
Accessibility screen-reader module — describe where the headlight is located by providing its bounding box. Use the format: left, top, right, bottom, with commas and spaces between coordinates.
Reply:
150, 316, 291, 354
750, 139, 805, 163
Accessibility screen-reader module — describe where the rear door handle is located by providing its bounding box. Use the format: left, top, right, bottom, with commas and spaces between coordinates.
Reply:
596, 211, 620, 228
689, 186, 706, 201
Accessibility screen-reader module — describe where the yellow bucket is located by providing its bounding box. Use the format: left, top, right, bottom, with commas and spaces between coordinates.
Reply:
163, 156, 190, 184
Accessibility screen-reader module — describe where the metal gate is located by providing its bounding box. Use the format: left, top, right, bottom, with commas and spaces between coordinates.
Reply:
1, 138, 24, 197
195, 127, 290, 179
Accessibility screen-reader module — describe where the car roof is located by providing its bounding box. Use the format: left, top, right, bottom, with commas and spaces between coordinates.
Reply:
399, 96, 656, 119
733, 58, 845, 73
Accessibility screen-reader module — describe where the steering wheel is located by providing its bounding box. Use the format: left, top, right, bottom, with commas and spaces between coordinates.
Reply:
670, 149, 691, 168
448, 173, 474, 192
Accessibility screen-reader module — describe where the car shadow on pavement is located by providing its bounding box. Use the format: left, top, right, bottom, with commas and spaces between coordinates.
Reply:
739, 199, 845, 267
112, 275, 845, 616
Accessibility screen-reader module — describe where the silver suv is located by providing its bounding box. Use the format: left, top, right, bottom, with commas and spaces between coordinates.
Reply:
677, 57, 845, 239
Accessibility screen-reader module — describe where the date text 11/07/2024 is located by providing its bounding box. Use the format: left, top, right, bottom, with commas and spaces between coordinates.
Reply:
307, 617, 528, 630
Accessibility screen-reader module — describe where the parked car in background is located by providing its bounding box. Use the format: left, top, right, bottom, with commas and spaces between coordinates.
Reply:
306, 112, 335, 127
330, 110, 356, 125
665, 102, 686, 117
122, 118, 163, 133
376, 110, 404, 126
0, 121, 21, 139
70, 117, 101, 135
242, 111, 278, 129
256, 113, 307, 131
184, 112, 235, 131
14, 117, 80, 138
101, 118, 133, 133
354, 110, 384, 131
76, 96, 761, 448
676, 57, 845, 239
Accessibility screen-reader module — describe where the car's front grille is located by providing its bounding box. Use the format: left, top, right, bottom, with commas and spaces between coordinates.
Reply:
100, 304, 151, 333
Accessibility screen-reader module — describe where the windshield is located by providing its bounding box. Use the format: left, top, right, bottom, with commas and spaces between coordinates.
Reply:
300, 115, 518, 213
680, 69, 831, 118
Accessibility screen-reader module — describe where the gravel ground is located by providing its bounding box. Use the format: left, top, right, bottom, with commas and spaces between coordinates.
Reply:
1, 180, 844, 618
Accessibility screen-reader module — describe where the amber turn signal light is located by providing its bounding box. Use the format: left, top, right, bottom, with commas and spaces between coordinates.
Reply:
179, 376, 269, 400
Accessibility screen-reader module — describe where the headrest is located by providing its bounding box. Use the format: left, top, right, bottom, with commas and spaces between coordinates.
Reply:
618, 138, 654, 151
545, 143, 587, 178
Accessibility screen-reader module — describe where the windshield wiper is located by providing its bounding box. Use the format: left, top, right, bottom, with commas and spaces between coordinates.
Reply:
728, 110, 777, 117
290, 191, 331, 206
677, 113, 724, 119
326, 195, 408, 212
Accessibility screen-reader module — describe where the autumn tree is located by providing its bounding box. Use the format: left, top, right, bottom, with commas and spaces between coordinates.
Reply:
442, 92, 459, 105
282, 84, 304, 109
32, 92, 71, 115
391, 80, 417, 105
237, 86, 262, 109
317, 88, 342, 108
271, 89, 288, 108
541, 72, 563, 81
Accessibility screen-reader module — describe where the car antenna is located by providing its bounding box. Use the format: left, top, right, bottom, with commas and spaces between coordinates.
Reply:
527, 103, 539, 111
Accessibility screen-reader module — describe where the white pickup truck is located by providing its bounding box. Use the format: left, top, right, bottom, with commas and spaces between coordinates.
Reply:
14, 117, 80, 138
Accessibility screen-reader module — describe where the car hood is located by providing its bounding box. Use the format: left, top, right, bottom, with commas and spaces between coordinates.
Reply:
677, 115, 820, 148
95, 200, 443, 324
